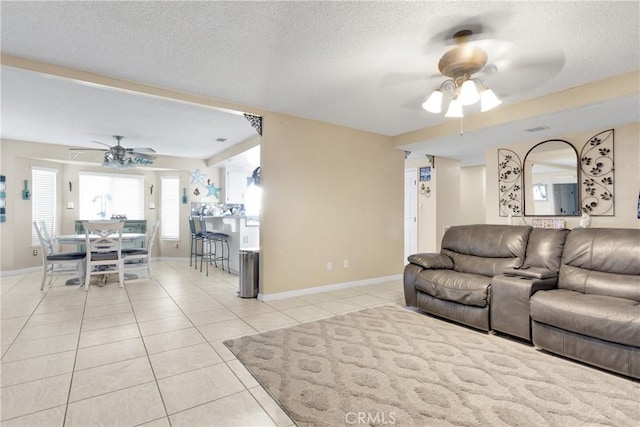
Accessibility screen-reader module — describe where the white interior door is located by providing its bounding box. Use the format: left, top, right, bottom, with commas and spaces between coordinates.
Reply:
404, 168, 418, 263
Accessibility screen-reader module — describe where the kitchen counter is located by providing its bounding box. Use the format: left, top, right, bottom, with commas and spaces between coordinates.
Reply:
201, 216, 259, 274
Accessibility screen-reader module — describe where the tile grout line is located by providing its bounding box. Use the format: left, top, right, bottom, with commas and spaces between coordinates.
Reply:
61, 280, 90, 427
123, 276, 174, 427
0, 276, 63, 360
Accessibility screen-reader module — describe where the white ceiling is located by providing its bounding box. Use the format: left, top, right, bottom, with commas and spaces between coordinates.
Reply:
1, 1, 639, 165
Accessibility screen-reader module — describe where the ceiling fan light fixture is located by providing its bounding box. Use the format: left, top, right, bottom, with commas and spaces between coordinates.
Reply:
422, 90, 443, 113
445, 98, 463, 118
480, 88, 502, 112
458, 79, 480, 105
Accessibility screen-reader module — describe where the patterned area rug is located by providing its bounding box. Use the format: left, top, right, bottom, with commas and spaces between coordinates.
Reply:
225, 305, 639, 426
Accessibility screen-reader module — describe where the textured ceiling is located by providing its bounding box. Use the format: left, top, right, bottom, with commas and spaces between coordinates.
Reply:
1, 1, 639, 164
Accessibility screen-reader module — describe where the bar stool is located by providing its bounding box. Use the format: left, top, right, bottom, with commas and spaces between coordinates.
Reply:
199, 217, 230, 275
188, 217, 204, 269
211, 232, 230, 273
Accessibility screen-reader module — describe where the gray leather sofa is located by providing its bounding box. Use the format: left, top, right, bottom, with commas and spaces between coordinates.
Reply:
530, 228, 640, 378
404, 225, 640, 379
404, 224, 531, 331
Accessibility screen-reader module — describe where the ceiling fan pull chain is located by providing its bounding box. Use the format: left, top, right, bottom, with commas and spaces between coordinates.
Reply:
460, 117, 464, 136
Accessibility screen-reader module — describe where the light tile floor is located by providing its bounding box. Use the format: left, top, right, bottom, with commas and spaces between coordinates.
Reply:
1, 261, 404, 426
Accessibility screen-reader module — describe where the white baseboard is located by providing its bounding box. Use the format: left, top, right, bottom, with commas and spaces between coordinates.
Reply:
0, 266, 41, 277
257, 274, 402, 302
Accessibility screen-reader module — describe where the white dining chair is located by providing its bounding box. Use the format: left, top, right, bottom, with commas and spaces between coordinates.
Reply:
123, 220, 160, 278
33, 221, 86, 290
83, 221, 125, 290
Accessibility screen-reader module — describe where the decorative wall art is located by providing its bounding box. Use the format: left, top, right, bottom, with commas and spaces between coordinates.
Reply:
580, 129, 614, 216
419, 166, 431, 182
244, 113, 263, 136
0, 175, 6, 223
498, 149, 522, 217
205, 180, 221, 198
189, 169, 206, 186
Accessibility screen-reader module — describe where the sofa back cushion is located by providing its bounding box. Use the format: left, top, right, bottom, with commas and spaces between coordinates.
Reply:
559, 228, 640, 301
524, 228, 570, 271
441, 225, 531, 277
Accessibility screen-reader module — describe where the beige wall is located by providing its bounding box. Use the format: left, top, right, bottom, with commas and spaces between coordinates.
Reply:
260, 112, 404, 295
460, 165, 486, 225
484, 122, 640, 228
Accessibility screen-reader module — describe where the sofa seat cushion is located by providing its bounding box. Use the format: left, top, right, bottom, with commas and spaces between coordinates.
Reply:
415, 270, 490, 308
530, 289, 640, 347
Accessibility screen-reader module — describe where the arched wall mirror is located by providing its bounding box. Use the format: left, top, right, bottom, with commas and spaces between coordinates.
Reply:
523, 139, 580, 216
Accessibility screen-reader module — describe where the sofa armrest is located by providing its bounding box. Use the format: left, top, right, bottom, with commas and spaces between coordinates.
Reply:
407, 253, 454, 270
503, 266, 557, 280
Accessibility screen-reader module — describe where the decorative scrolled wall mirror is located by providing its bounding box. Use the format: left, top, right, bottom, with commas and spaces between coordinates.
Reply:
524, 140, 580, 216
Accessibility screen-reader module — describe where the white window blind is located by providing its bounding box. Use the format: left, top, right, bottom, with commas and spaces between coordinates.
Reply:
78, 172, 144, 220
161, 177, 179, 240
32, 167, 57, 245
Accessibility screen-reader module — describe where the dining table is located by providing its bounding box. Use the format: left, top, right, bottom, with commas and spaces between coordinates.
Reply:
55, 233, 147, 285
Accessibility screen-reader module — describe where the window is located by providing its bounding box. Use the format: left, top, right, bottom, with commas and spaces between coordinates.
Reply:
79, 172, 144, 220
161, 177, 179, 240
32, 167, 57, 245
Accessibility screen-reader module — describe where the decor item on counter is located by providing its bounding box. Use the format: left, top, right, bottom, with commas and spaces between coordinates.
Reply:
205, 179, 221, 198
182, 188, 188, 204
68, 181, 73, 192
92, 193, 112, 219
578, 213, 591, 228
22, 179, 31, 200
0, 175, 5, 223
531, 218, 565, 228
192, 188, 200, 197
189, 169, 206, 186
637, 191, 640, 219
69, 135, 155, 169
498, 149, 522, 217
422, 30, 501, 117
580, 129, 614, 216
419, 166, 431, 181
419, 183, 431, 198
225, 305, 637, 427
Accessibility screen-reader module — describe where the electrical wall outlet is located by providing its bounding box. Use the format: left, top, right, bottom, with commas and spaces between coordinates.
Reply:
327, 261, 333, 270
32, 249, 38, 256
343, 259, 349, 268
243, 235, 249, 244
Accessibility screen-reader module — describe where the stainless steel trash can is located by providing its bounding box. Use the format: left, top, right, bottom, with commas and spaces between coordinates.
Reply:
238, 249, 259, 298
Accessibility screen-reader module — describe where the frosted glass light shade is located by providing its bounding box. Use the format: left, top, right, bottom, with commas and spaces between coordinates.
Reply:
422, 90, 443, 113
459, 80, 480, 105
480, 88, 502, 112
445, 99, 463, 118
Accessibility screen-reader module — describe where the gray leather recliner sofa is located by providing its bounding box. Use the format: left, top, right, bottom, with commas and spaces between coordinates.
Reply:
404, 224, 640, 379
530, 228, 640, 379
403, 224, 532, 331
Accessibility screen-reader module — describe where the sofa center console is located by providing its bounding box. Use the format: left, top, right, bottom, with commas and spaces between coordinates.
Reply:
490, 274, 556, 341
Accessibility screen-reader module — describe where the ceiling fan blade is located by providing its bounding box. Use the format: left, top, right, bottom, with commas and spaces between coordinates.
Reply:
126, 147, 156, 153
92, 141, 112, 148
129, 152, 157, 160
69, 148, 108, 151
